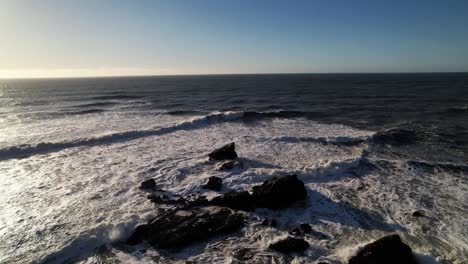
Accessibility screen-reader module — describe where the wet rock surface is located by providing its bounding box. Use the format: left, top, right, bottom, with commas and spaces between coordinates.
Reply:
208, 142, 238, 160
211, 190, 255, 211
268, 236, 310, 254
127, 206, 245, 248
252, 174, 307, 209
411, 210, 424, 218
139, 178, 156, 190
216, 160, 242, 171
203, 176, 223, 191
348, 234, 418, 264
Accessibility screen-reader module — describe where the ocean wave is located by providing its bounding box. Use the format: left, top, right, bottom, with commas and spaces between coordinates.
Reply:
165, 110, 208, 116
71, 102, 118, 108
91, 95, 144, 100
241, 110, 321, 120
62, 109, 107, 115
447, 105, 468, 112
0, 110, 370, 161
407, 160, 468, 174
0, 111, 245, 161
270, 135, 369, 146
371, 128, 419, 146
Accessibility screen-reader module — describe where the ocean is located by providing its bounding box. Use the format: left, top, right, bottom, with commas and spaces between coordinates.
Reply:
0, 73, 467, 263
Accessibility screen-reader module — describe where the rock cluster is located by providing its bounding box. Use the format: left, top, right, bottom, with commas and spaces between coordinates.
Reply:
127, 206, 244, 248
132, 143, 420, 262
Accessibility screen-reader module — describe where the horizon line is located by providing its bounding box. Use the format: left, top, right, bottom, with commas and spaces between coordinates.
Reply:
1, 71, 468, 80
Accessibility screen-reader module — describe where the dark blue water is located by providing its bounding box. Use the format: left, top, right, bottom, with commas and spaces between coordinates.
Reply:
2, 73, 467, 163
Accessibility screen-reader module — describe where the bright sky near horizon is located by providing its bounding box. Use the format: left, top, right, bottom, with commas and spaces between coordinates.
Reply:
1, 0, 468, 78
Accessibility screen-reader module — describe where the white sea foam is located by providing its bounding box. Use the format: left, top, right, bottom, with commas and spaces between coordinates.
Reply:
0, 113, 466, 263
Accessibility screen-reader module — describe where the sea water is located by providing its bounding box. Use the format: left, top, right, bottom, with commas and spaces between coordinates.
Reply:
0, 74, 467, 263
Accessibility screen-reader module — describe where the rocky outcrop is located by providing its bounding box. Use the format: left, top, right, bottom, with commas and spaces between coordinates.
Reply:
203, 176, 223, 191
348, 234, 418, 264
206, 175, 307, 211
252, 174, 307, 209
208, 142, 238, 160
139, 179, 156, 190
127, 206, 244, 248
269, 236, 309, 254
211, 191, 255, 211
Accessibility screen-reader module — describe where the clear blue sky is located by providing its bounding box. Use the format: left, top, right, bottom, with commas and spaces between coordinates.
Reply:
1, 0, 467, 77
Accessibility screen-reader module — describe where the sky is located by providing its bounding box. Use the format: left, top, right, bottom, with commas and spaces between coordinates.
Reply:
1, 0, 468, 78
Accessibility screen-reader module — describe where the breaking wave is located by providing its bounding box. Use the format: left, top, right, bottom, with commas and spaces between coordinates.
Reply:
270, 135, 369, 146
0, 111, 244, 161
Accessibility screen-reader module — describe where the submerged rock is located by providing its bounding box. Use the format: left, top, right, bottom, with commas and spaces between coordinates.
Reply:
203, 176, 223, 191
127, 206, 244, 248
252, 174, 307, 209
269, 236, 309, 254
289, 223, 312, 235
139, 179, 156, 190
411, 210, 424, 218
208, 142, 238, 160
216, 160, 242, 171
211, 191, 255, 211
348, 234, 418, 264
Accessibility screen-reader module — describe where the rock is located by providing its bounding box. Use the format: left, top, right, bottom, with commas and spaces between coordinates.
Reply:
208, 142, 238, 161
139, 179, 156, 190
127, 206, 244, 248
216, 160, 242, 171
203, 176, 223, 191
252, 174, 307, 209
289, 223, 312, 235
348, 234, 418, 264
211, 191, 255, 211
269, 236, 309, 254
411, 210, 424, 218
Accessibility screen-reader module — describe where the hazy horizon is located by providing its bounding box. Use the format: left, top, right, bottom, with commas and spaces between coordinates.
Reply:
1, 0, 468, 78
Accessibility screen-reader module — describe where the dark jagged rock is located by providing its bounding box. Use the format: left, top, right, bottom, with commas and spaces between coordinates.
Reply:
147, 193, 209, 208
412, 210, 424, 218
252, 174, 307, 209
211, 191, 255, 211
147, 193, 181, 205
216, 160, 242, 171
289, 223, 312, 235
127, 206, 244, 248
203, 176, 223, 191
348, 234, 418, 264
139, 179, 156, 190
208, 142, 238, 161
269, 236, 309, 254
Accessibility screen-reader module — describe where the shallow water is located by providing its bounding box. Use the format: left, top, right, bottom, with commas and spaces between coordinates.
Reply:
0, 74, 467, 263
